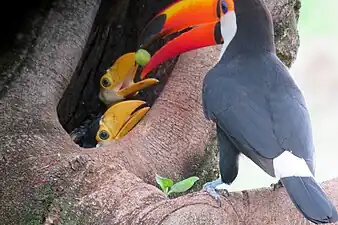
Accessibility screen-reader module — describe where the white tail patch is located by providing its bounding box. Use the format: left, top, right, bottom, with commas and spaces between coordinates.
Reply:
273, 151, 313, 178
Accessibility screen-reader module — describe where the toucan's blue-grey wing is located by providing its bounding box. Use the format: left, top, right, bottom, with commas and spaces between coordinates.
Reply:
203, 54, 315, 171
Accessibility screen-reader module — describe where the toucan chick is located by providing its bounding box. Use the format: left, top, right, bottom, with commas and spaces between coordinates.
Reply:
96, 100, 149, 146
99, 52, 159, 107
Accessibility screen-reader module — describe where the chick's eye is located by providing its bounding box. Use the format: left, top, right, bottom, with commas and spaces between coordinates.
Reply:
101, 78, 111, 87
99, 130, 110, 140
221, 1, 228, 14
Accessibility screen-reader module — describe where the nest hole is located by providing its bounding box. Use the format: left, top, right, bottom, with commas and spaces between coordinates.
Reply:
57, 0, 179, 148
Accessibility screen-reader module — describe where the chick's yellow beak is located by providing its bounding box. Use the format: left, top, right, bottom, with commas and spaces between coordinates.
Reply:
96, 100, 149, 144
115, 106, 150, 139
99, 53, 159, 106
100, 53, 138, 90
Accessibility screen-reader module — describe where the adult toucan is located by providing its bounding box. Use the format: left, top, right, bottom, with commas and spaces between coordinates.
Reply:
138, 0, 236, 79
140, 0, 338, 223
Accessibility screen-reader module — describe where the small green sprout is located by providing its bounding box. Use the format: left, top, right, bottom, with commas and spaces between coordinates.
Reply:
155, 174, 199, 197
135, 48, 151, 66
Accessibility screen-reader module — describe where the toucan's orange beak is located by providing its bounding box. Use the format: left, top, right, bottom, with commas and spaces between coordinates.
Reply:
140, 21, 222, 78
138, 0, 222, 48
138, 0, 235, 79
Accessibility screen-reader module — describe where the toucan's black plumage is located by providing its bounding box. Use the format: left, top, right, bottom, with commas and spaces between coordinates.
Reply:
202, 0, 338, 223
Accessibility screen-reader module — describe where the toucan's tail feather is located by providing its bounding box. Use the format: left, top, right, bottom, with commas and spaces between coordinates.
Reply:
280, 176, 338, 224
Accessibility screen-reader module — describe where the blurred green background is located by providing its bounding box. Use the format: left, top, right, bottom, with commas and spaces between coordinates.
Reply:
299, 0, 338, 38
230, 0, 338, 191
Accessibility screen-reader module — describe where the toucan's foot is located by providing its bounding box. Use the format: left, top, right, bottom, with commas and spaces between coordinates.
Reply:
203, 178, 230, 204
270, 180, 284, 191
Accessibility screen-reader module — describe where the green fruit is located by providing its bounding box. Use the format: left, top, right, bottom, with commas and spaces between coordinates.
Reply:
135, 49, 151, 66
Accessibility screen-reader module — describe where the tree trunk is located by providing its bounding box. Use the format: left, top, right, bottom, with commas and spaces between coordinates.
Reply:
1, 0, 337, 224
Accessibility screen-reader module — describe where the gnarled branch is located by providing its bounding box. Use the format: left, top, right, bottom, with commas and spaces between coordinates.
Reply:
2, 0, 335, 224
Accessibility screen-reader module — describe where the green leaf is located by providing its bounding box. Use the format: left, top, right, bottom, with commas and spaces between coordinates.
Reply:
155, 174, 174, 194
168, 176, 199, 195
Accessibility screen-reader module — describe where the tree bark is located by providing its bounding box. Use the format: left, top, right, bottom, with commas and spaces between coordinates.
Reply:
1, 0, 337, 224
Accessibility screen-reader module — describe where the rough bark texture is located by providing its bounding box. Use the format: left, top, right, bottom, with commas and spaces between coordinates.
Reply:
1, 0, 337, 225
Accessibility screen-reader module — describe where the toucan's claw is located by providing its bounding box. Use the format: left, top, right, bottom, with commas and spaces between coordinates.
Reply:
141, 22, 222, 79
138, 0, 221, 47
270, 180, 284, 191
115, 106, 150, 140
96, 100, 146, 143
117, 78, 159, 97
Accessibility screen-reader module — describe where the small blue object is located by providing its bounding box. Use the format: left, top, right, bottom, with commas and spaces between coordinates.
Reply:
221, 1, 228, 14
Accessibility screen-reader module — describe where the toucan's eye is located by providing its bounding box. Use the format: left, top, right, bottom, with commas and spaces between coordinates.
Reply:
101, 78, 111, 88
221, 1, 228, 14
99, 130, 110, 140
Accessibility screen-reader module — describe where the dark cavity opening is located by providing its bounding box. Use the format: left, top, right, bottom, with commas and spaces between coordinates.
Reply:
0, 0, 55, 96
57, 0, 180, 148
0, 0, 54, 53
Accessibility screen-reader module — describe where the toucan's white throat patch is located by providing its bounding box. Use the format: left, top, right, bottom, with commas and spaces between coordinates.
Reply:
219, 11, 237, 60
